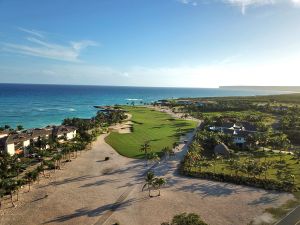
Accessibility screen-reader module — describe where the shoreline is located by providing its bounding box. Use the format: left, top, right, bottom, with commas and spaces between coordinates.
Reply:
0, 106, 296, 225
1, 87, 297, 129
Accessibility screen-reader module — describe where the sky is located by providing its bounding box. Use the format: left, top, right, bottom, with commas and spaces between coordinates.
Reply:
0, 0, 300, 88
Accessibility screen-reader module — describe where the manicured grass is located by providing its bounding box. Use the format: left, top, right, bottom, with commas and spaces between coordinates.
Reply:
105, 106, 198, 158
195, 152, 300, 187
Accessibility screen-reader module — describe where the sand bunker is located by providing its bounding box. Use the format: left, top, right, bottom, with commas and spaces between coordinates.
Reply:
109, 113, 133, 134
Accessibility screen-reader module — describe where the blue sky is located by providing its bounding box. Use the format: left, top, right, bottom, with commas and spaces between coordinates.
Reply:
0, 0, 300, 87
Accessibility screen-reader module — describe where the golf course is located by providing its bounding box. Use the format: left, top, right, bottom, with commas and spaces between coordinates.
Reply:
105, 106, 198, 158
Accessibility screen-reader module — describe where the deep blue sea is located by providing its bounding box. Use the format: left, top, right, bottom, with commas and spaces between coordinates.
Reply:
0, 84, 286, 129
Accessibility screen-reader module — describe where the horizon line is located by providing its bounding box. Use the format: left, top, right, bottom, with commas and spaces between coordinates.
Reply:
1, 82, 300, 89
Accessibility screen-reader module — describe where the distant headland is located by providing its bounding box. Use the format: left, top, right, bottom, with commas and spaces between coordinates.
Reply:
219, 86, 300, 92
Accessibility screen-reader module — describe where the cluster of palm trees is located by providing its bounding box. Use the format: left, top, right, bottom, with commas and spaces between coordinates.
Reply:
142, 171, 166, 197
184, 150, 211, 173
0, 107, 128, 209
139, 141, 160, 165
0, 130, 98, 209
226, 158, 274, 179
0, 124, 23, 132
162, 146, 174, 160
184, 145, 297, 190
140, 141, 178, 166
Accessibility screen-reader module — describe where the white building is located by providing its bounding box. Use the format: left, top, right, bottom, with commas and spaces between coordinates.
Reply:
2, 133, 31, 155
27, 127, 53, 149
53, 125, 77, 142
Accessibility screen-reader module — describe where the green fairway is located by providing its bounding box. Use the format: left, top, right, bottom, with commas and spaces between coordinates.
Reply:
105, 106, 198, 158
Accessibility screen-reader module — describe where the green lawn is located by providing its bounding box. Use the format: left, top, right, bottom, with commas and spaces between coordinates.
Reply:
196, 153, 300, 188
105, 106, 198, 158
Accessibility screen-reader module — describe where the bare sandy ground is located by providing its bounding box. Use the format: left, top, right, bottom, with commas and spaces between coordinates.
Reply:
0, 111, 294, 225
107, 132, 293, 225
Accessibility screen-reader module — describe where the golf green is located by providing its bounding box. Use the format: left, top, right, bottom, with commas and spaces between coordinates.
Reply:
105, 107, 198, 158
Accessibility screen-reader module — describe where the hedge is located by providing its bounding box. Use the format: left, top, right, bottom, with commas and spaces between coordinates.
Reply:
180, 164, 298, 192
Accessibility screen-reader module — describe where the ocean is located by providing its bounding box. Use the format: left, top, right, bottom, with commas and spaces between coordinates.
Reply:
0, 83, 286, 129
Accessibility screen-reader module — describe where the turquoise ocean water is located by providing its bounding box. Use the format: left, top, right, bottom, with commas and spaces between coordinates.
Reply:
0, 84, 285, 129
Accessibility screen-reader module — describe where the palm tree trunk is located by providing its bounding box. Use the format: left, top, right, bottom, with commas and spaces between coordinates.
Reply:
11, 193, 15, 207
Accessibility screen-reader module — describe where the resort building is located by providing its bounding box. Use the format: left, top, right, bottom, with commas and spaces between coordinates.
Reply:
0, 126, 77, 155
156, 99, 170, 106
28, 128, 52, 141
176, 99, 194, 105
53, 125, 77, 142
26, 127, 54, 149
0, 133, 31, 155
209, 122, 257, 148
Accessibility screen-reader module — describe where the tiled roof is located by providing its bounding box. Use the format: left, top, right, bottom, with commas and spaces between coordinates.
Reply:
53, 125, 77, 136
6, 133, 31, 144
27, 128, 52, 138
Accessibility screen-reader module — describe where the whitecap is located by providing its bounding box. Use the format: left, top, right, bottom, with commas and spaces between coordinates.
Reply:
125, 98, 143, 101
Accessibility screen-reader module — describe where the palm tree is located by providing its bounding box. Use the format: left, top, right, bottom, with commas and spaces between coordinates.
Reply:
142, 171, 166, 197
1, 179, 19, 207
172, 142, 178, 150
0, 188, 4, 209
142, 171, 155, 197
140, 141, 151, 158
147, 152, 160, 165
53, 153, 63, 171
16, 125, 23, 131
195, 159, 211, 173
241, 160, 256, 178
294, 150, 300, 164
162, 147, 171, 160
61, 145, 72, 162
153, 177, 166, 196
227, 159, 241, 177
261, 161, 273, 180
24, 170, 38, 192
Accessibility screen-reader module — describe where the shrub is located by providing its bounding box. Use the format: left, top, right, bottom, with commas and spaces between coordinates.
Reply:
162, 213, 208, 225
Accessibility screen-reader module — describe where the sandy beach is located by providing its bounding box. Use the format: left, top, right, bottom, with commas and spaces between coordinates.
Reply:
0, 112, 294, 225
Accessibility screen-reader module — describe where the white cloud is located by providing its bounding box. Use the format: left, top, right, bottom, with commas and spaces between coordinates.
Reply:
1, 53, 300, 87
178, 0, 300, 14
291, 0, 300, 6
1, 32, 98, 62
225, 0, 275, 14
18, 27, 44, 38
71, 40, 98, 51
177, 0, 198, 6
